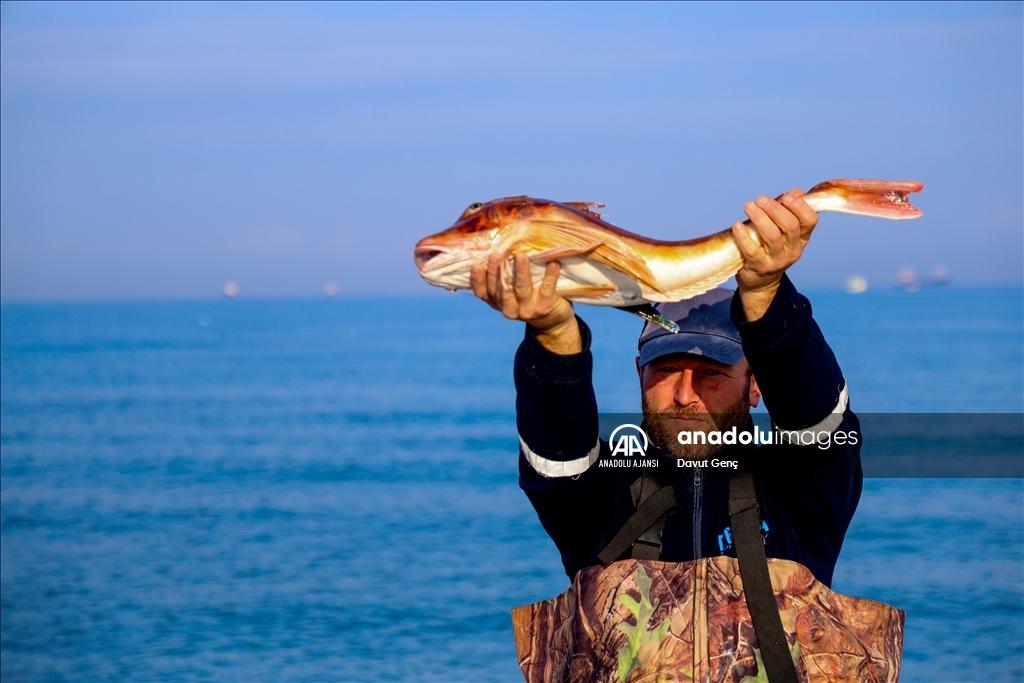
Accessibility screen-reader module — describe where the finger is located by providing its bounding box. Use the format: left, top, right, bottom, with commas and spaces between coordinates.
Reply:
513, 253, 533, 302
775, 188, 805, 202
744, 199, 784, 254
780, 191, 818, 238
486, 253, 501, 300
494, 257, 520, 319
755, 194, 800, 247
759, 199, 802, 253
470, 262, 490, 302
538, 261, 561, 298
731, 222, 764, 261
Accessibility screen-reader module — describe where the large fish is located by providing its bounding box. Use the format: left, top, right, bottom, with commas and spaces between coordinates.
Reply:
414, 179, 923, 331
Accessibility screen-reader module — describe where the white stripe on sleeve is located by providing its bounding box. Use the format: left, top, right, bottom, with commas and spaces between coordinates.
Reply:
778, 381, 849, 444
519, 434, 601, 478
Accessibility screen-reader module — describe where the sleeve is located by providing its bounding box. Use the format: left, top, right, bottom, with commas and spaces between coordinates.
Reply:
730, 273, 848, 432
514, 317, 614, 578
514, 316, 601, 478
731, 275, 862, 587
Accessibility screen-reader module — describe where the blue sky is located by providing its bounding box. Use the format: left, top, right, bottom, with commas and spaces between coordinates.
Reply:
1, 1, 1021, 301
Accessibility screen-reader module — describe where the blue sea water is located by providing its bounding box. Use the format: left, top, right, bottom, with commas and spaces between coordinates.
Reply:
1, 287, 1022, 682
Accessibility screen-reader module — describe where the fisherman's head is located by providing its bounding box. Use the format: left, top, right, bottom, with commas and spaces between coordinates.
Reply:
635, 288, 761, 458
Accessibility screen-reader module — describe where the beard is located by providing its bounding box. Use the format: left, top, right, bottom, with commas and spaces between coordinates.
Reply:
642, 381, 752, 460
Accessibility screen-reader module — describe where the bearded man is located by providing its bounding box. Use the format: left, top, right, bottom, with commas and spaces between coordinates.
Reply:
469, 189, 860, 589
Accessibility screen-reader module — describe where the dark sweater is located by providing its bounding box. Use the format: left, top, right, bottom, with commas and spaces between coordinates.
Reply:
515, 275, 862, 587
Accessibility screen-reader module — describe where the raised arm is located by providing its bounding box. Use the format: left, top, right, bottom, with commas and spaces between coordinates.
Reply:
470, 248, 611, 577
731, 189, 819, 322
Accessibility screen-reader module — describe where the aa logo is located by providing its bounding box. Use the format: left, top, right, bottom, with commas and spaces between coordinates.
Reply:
609, 424, 649, 458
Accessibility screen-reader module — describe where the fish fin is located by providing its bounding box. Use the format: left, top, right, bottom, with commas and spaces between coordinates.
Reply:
805, 179, 924, 219
557, 284, 618, 300
533, 220, 666, 294
563, 202, 606, 219
590, 243, 666, 294
527, 241, 604, 262
617, 304, 680, 333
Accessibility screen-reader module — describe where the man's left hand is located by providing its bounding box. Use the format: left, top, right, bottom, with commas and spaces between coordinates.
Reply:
731, 189, 818, 322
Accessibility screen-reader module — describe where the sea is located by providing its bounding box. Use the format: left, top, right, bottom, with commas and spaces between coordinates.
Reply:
1, 286, 1022, 682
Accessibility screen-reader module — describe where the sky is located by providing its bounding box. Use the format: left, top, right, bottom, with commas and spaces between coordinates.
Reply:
1, 1, 1021, 301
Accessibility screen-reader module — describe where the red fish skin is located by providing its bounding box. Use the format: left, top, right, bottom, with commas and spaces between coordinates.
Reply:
414, 180, 923, 305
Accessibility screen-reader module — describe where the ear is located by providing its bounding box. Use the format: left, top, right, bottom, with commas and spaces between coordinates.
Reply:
748, 374, 762, 408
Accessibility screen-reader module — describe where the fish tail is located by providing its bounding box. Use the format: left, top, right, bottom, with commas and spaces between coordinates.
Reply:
805, 179, 924, 219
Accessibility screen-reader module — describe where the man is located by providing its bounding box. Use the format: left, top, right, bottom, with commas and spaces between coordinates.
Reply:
469, 189, 861, 589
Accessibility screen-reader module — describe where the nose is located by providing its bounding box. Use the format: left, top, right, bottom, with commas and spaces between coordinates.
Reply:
673, 369, 701, 407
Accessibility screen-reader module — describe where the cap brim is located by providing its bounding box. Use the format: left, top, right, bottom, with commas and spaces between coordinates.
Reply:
638, 332, 744, 367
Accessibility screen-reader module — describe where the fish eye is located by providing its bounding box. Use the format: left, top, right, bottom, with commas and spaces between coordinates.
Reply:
459, 202, 485, 220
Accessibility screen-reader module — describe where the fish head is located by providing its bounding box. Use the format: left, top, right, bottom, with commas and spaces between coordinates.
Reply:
414, 196, 535, 289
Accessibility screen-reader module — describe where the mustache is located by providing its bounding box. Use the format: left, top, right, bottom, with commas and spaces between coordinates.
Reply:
645, 406, 717, 423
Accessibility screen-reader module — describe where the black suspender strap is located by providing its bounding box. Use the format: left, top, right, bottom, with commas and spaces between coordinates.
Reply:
729, 471, 799, 683
596, 477, 679, 565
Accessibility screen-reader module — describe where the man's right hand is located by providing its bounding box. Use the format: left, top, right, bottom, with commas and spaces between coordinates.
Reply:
470, 252, 583, 355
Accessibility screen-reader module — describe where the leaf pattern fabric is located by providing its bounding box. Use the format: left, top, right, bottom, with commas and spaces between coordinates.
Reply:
511, 557, 903, 683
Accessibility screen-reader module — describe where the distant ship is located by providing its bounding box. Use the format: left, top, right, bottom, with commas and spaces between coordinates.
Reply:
845, 275, 868, 294
896, 265, 950, 291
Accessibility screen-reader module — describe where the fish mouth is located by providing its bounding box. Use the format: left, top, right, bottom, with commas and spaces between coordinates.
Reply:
414, 245, 451, 272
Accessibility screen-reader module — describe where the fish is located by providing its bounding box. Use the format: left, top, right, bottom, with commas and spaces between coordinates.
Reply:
413, 179, 924, 332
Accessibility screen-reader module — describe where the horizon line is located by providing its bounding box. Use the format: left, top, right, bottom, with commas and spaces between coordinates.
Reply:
2, 282, 1022, 307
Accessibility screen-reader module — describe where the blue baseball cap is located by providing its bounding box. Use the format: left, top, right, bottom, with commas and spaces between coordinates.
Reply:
637, 288, 744, 366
